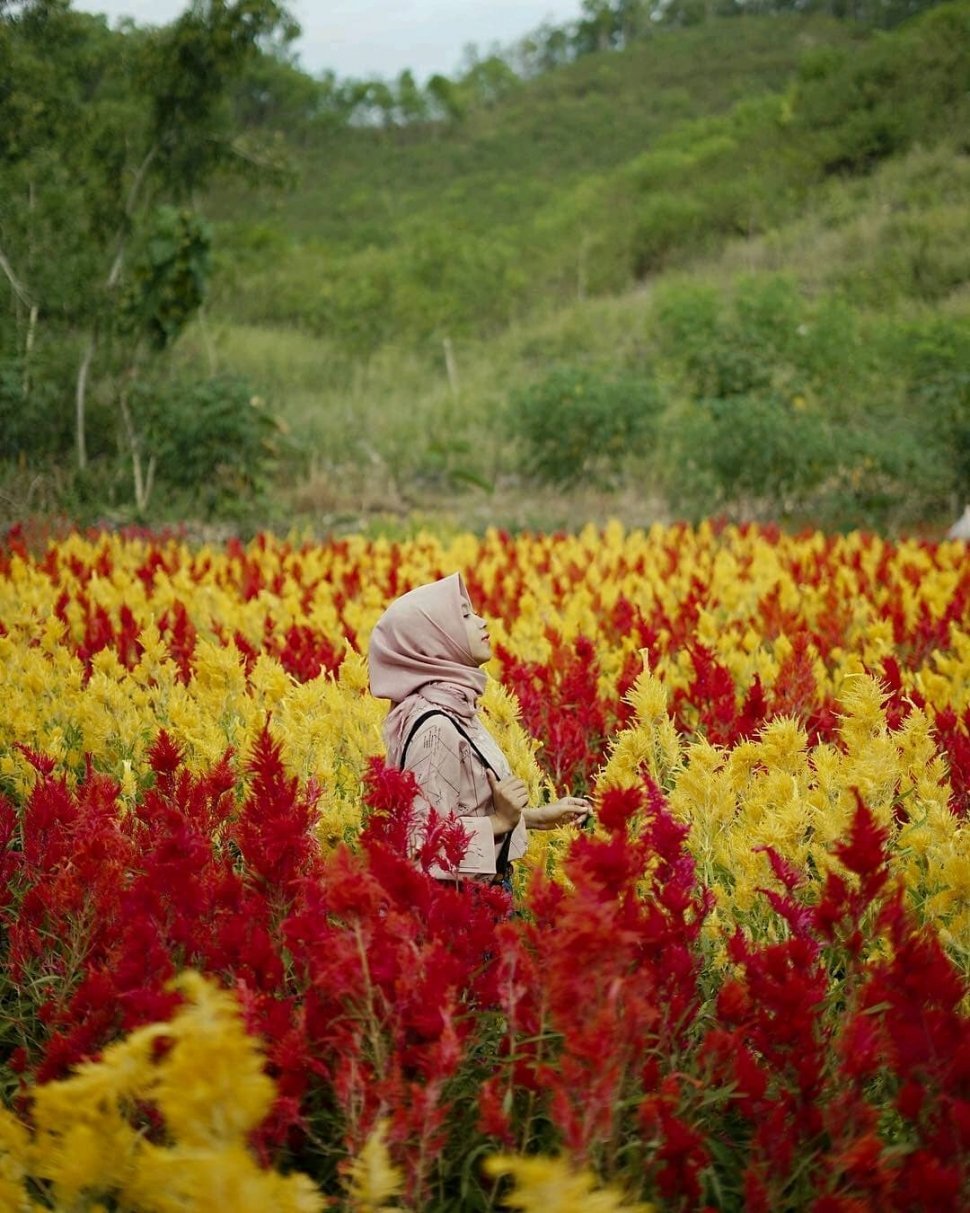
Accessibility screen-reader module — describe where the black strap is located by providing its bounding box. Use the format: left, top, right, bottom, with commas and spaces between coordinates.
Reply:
400, 709, 515, 877
401, 709, 496, 773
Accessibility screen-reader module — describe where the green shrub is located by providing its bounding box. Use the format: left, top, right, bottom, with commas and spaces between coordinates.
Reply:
631, 191, 706, 277
862, 208, 970, 303
782, 294, 869, 409
810, 416, 953, 532
650, 280, 721, 378
136, 374, 284, 514
733, 275, 802, 361
0, 358, 52, 458
885, 313, 970, 501
508, 366, 664, 486
0, 346, 114, 462
652, 276, 806, 398
661, 385, 953, 529
662, 393, 835, 517
789, 4, 970, 176
652, 275, 897, 418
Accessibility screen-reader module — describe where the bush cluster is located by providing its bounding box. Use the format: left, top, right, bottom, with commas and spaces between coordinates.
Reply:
508, 366, 664, 486
0, 366, 283, 524
649, 275, 966, 525
503, 273, 967, 528
138, 374, 284, 511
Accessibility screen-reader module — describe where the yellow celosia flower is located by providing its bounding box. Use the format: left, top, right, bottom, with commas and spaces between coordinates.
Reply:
755, 717, 808, 777
149, 971, 276, 1148
249, 653, 296, 712
483, 1153, 654, 1212
0, 1108, 33, 1213
19, 972, 327, 1212
338, 647, 372, 693
123, 1141, 326, 1213
599, 668, 681, 793
2, 524, 968, 956
837, 674, 890, 752
344, 1119, 403, 1212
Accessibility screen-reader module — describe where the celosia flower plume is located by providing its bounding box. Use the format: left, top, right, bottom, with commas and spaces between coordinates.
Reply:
1, 520, 969, 1210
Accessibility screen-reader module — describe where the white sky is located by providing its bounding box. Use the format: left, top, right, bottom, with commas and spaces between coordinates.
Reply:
71, 0, 584, 80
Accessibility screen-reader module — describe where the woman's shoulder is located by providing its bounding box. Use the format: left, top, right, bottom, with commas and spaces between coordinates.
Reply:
400, 703, 465, 759
386, 690, 487, 768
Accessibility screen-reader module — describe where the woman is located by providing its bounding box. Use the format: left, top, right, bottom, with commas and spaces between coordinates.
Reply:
368, 571, 590, 885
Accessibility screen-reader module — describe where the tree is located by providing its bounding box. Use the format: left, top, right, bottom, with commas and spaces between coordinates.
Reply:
363, 77, 397, 127
426, 73, 466, 123
395, 68, 428, 126
0, 2, 125, 463
458, 54, 520, 110
231, 50, 331, 138
0, 0, 298, 484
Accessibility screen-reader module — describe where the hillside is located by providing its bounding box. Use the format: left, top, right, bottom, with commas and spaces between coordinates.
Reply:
207, 14, 862, 347
169, 5, 970, 537
2, 3, 968, 536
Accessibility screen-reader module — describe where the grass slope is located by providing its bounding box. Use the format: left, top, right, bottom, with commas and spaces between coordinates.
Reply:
207, 14, 859, 343
173, 7, 970, 536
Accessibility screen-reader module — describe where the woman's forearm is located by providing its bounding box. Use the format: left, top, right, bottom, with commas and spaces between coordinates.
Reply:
524, 799, 592, 830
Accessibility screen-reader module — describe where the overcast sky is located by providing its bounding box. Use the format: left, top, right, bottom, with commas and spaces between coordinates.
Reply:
71, 0, 584, 80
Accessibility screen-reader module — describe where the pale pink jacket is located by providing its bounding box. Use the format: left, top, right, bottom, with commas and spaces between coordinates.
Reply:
396, 692, 528, 878
367, 572, 528, 880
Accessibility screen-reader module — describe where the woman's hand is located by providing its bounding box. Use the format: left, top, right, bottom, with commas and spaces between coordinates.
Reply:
486, 770, 529, 836
524, 797, 592, 831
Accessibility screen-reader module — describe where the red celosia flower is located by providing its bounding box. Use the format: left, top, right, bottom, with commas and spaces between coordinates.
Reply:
596, 784, 645, 836
147, 730, 185, 778
477, 1077, 515, 1147
716, 978, 751, 1024
834, 792, 889, 895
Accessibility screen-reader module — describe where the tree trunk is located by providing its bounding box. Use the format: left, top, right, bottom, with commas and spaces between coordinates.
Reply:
76, 338, 95, 471
118, 379, 153, 510
577, 234, 590, 302
22, 304, 38, 398
23, 181, 36, 397
443, 336, 459, 398
118, 363, 155, 510
0, 243, 32, 311
76, 146, 158, 472
197, 304, 219, 376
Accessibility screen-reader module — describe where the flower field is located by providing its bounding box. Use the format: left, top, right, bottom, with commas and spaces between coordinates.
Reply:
0, 520, 968, 1211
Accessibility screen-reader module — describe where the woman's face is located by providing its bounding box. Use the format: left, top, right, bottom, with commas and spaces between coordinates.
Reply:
461, 599, 492, 666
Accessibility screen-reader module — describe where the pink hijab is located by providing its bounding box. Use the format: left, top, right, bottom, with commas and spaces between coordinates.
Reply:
368, 572, 486, 763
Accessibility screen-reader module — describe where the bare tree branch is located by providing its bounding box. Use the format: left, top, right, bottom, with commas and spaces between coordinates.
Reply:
22, 303, 38, 396
106, 144, 159, 289
75, 144, 160, 470
76, 339, 95, 471
0, 242, 34, 309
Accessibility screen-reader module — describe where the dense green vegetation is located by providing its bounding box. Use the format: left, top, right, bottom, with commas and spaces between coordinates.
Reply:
211, 14, 866, 348
2, 0, 969, 533
0, 0, 297, 519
